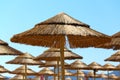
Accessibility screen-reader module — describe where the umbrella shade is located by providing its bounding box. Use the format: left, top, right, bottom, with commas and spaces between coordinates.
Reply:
101, 63, 116, 70
9, 65, 37, 75
0, 39, 23, 55
87, 62, 102, 70
87, 71, 99, 78
0, 74, 5, 79
6, 53, 44, 65
73, 70, 85, 77
10, 12, 110, 48
105, 51, 120, 62
96, 31, 120, 50
10, 75, 27, 80
10, 12, 111, 80
97, 73, 107, 78
37, 67, 56, 76
0, 65, 10, 73
35, 48, 83, 61
65, 59, 88, 69
109, 74, 118, 79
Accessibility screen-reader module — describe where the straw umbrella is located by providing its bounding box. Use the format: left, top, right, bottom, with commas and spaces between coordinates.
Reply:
0, 74, 5, 80
10, 75, 30, 80
105, 51, 120, 62
97, 73, 107, 80
36, 48, 82, 80
0, 39, 23, 55
87, 62, 102, 80
39, 61, 69, 80
37, 67, 56, 80
0, 65, 10, 73
100, 63, 116, 80
10, 12, 110, 80
97, 31, 120, 50
73, 70, 85, 80
6, 53, 44, 80
109, 74, 118, 80
65, 59, 87, 80
10, 65, 37, 80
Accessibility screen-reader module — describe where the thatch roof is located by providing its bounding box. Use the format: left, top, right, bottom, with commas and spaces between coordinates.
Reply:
101, 63, 116, 70
87, 62, 102, 70
6, 53, 44, 65
37, 67, 55, 76
10, 65, 37, 75
0, 39, 23, 55
35, 48, 83, 60
0, 65, 10, 73
10, 75, 24, 80
65, 59, 88, 69
96, 31, 120, 50
10, 12, 110, 48
105, 51, 120, 62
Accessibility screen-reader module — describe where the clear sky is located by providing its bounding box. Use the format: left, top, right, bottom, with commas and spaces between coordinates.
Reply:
0, 0, 120, 77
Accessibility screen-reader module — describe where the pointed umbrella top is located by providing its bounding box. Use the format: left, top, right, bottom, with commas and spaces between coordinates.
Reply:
6, 53, 44, 65
66, 59, 88, 69
10, 65, 37, 75
38, 67, 55, 76
105, 51, 120, 62
35, 48, 83, 61
10, 12, 110, 48
73, 70, 85, 77
0, 39, 23, 55
0, 65, 10, 73
87, 62, 102, 70
101, 63, 115, 70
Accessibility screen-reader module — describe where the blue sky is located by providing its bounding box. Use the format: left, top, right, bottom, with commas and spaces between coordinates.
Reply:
0, 0, 120, 77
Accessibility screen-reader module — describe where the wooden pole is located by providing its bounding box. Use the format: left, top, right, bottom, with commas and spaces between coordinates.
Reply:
60, 36, 65, 80
25, 64, 27, 80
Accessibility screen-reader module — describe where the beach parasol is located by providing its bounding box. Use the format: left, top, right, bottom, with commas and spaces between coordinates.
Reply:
36, 48, 82, 80
105, 51, 120, 62
97, 73, 107, 79
10, 12, 110, 80
6, 53, 43, 80
0, 74, 5, 80
65, 59, 87, 80
9, 65, 37, 80
73, 70, 85, 80
37, 67, 56, 80
0, 39, 23, 55
100, 63, 116, 80
109, 74, 118, 79
10, 75, 30, 80
0, 65, 10, 73
87, 62, 102, 80
97, 31, 120, 50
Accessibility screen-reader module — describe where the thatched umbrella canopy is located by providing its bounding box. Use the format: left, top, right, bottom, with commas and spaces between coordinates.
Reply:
35, 48, 83, 61
0, 65, 10, 73
109, 74, 118, 79
65, 59, 87, 80
105, 51, 120, 62
10, 65, 37, 75
10, 12, 110, 80
10, 75, 30, 80
0, 39, 23, 55
100, 63, 116, 80
87, 71, 99, 78
59, 69, 73, 76
6, 53, 44, 80
0, 74, 5, 80
97, 73, 107, 79
97, 31, 120, 50
87, 62, 102, 80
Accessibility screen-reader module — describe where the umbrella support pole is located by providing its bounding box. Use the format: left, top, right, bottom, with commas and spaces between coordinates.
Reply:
77, 69, 79, 80
60, 37, 65, 80
25, 64, 27, 80
57, 60, 60, 80
107, 71, 109, 80
54, 67, 56, 80
94, 69, 96, 80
